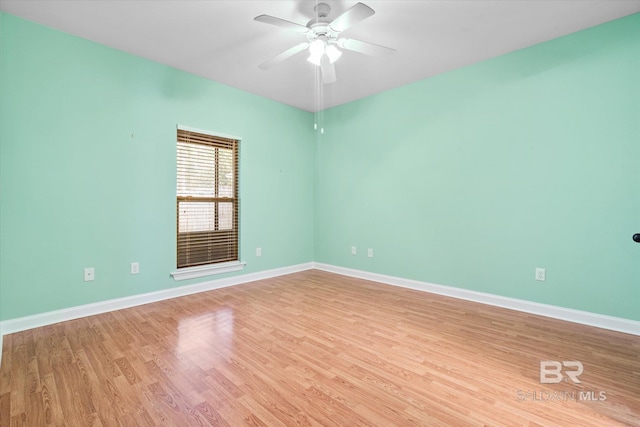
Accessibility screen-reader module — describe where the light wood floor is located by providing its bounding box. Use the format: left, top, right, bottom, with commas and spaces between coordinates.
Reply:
1, 270, 638, 426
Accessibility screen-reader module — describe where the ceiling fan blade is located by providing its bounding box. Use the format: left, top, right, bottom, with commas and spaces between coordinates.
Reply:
320, 55, 337, 84
259, 42, 309, 70
329, 2, 375, 33
338, 38, 396, 57
254, 15, 309, 33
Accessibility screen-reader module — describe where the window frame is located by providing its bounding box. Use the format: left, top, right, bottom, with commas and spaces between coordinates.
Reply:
171, 125, 245, 281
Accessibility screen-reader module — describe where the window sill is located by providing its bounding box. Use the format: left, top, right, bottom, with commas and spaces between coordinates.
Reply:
171, 261, 246, 281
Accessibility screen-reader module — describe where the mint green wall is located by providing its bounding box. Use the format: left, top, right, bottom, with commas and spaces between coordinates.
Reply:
315, 14, 640, 320
0, 13, 315, 320
1, 12, 638, 323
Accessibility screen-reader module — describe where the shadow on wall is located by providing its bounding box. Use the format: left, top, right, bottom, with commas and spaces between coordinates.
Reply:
160, 67, 209, 100
326, 19, 637, 125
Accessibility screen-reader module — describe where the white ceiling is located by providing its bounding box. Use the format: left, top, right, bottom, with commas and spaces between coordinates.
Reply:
1, 1, 639, 112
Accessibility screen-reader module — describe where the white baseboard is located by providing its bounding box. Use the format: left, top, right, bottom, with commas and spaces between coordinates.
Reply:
0, 262, 314, 337
0, 323, 3, 367
1, 260, 637, 369
313, 262, 640, 336
0, 262, 308, 367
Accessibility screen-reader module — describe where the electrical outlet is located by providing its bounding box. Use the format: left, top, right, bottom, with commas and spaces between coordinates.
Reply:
535, 268, 546, 282
351, 246, 357, 255
131, 262, 139, 275
84, 267, 95, 282
367, 248, 373, 258
256, 247, 262, 257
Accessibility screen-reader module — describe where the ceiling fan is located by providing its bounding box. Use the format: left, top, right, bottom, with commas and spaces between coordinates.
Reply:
254, 2, 395, 84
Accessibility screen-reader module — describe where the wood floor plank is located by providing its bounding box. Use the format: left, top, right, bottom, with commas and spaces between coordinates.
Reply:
0, 270, 638, 426
194, 400, 233, 427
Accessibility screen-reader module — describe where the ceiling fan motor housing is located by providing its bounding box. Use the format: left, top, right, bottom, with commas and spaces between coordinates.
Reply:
314, 3, 331, 18
306, 3, 340, 44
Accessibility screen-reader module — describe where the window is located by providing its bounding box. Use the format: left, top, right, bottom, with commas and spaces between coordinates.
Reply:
176, 128, 239, 269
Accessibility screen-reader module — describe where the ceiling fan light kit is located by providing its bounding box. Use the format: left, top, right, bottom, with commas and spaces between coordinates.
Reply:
307, 39, 342, 65
255, 2, 395, 84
